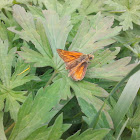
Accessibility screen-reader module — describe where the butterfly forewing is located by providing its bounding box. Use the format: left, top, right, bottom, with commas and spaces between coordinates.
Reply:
57, 49, 83, 62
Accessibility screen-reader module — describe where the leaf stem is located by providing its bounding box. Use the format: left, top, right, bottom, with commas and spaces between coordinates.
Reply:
5, 122, 15, 134
44, 70, 57, 88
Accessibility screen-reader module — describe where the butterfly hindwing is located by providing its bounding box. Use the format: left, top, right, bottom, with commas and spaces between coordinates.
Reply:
68, 62, 88, 81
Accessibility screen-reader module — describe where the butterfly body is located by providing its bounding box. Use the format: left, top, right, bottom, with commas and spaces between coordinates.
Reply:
57, 49, 94, 81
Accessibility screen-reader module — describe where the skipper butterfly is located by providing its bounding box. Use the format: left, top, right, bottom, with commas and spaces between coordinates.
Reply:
57, 49, 94, 81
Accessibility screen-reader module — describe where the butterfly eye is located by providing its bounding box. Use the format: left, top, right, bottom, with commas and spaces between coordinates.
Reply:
89, 57, 93, 60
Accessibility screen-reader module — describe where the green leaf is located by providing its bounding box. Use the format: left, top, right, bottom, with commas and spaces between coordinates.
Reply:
38, 0, 82, 16
10, 5, 72, 68
18, 46, 50, 67
54, 76, 72, 100
15, 0, 32, 4
71, 80, 110, 110
78, 97, 113, 129
0, 9, 19, 42
128, 103, 140, 128
115, 118, 129, 139
76, 80, 109, 97
112, 70, 140, 128
8, 5, 52, 67
0, 95, 5, 111
104, 0, 127, 11
45, 114, 70, 140
0, 0, 13, 11
119, 12, 133, 30
105, 0, 140, 30
87, 56, 137, 81
60, 0, 83, 16
38, 0, 63, 14
5, 93, 21, 122
0, 112, 7, 140
0, 40, 20, 121
0, 22, 8, 41
67, 128, 110, 140
88, 63, 140, 130
69, 13, 122, 54
0, 40, 16, 88
131, 129, 137, 140
70, 80, 113, 129
89, 47, 120, 68
131, 127, 140, 140
0, 39, 39, 121
42, 9, 72, 65
27, 5, 43, 18
10, 58, 40, 89
4, 90, 26, 122
9, 80, 63, 140
115, 30, 140, 58
24, 126, 50, 140
79, 0, 105, 15
25, 114, 71, 140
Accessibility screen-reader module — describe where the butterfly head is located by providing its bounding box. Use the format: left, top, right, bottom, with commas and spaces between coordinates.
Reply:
88, 54, 94, 60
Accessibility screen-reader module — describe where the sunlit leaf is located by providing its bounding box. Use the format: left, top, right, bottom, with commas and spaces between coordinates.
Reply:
79, 0, 105, 15
8, 5, 52, 66
131, 127, 140, 140
87, 56, 137, 81
89, 47, 120, 68
0, 39, 39, 121
9, 5, 72, 68
78, 98, 113, 129
69, 13, 122, 54
0, 112, 7, 140
112, 70, 140, 128
105, 0, 140, 30
25, 114, 71, 140
67, 128, 110, 140
0, 0, 13, 11
87, 64, 140, 132
36, 0, 82, 16
42, 9, 72, 65
69, 80, 113, 129
128, 103, 140, 128
9, 80, 63, 140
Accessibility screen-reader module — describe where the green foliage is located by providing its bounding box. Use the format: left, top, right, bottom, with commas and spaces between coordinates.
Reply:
0, 112, 7, 140
131, 127, 140, 140
79, 0, 105, 15
9, 84, 66, 140
69, 13, 122, 53
112, 70, 140, 129
0, 0, 13, 11
67, 128, 110, 140
0, 39, 39, 121
104, 0, 140, 30
0, 1, 140, 140
25, 114, 71, 140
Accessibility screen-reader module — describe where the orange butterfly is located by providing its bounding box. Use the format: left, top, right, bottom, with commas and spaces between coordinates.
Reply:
57, 49, 94, 81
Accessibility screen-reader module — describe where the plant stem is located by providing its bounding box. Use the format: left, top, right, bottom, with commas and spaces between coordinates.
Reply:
44, 70, 57, 88
5, 122, 15, 134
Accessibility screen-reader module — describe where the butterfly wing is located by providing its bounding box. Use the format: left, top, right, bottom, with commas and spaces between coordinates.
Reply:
57, 49, 88, 81
57, 49, 83, 63
68, 62, 88, 81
